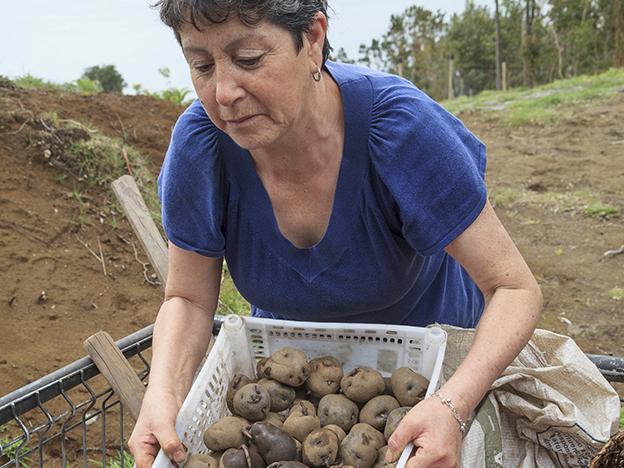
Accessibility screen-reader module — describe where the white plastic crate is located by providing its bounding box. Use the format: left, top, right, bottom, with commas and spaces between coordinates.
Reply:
153, 315, 447, 468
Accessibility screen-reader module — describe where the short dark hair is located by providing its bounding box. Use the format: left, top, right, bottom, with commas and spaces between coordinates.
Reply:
155, 0, 332, 65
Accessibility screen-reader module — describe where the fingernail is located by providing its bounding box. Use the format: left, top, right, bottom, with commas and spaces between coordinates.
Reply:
173, 450, 185, 463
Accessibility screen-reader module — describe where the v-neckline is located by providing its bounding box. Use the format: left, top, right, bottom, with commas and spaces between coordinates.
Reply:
249, 66, 352, 253
222, 62, 373, 281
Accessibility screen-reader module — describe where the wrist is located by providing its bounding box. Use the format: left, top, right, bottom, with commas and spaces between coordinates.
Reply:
431, 391, 469, 436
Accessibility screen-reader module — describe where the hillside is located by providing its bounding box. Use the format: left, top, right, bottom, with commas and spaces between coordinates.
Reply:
0, 73, 622, 396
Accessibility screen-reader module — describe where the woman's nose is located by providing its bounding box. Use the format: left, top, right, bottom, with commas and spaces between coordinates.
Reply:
214, 65, 245, 107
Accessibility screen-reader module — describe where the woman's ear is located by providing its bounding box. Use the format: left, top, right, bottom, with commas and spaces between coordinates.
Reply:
305, 12, 328, 66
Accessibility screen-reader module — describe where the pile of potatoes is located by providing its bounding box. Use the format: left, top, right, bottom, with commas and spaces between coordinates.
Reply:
184, 347, 430, 468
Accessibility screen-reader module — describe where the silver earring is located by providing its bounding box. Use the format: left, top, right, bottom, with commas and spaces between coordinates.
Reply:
312, 66, 322, 82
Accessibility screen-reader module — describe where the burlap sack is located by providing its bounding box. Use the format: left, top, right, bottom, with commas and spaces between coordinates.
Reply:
439, 326, 621, 467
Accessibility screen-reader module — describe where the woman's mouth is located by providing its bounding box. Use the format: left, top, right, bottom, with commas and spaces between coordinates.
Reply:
225, 115, 258, 126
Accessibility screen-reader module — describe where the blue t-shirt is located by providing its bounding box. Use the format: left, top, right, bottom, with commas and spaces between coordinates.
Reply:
158, 61, 487, 328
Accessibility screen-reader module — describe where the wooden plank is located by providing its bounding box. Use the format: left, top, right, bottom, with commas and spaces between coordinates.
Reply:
112, 174, 168, 285
84, 331, 146, 421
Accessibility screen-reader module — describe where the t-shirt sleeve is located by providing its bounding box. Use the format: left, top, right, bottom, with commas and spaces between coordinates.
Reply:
157, 100, 226, 257
368, 76, 487, 256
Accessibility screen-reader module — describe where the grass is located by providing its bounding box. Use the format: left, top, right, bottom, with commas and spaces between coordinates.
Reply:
583, 202, 619, 218
90, 451, 134, 468
66, 128, 160, 224
0, 426, 30, 467
488, 187, 620, 221
218, 262, 250, 316
442, 67, 624, 126
609, 287, 624, 301
13, 74, 102, 95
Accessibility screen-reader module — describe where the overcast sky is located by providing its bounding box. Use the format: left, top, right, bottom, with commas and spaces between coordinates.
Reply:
1, 1, 493, 94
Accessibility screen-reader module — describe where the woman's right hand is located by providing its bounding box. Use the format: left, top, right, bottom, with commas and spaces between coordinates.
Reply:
128, 387, 186, 468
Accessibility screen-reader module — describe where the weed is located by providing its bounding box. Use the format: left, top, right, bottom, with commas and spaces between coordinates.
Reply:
71, 188, 91, 227
73, 78, 103, 94
219, 262, 250, 316
490, 188, 521, 208
609, 287, 624, 301
38, 111, 60, 127
0, 426, 30, 468
53, 173, 67, 183
620, 406, 624, 429
90, 451, 134, 468
160, 87, 192, 106
583, 202, 619, 218
13, 74, 64, 91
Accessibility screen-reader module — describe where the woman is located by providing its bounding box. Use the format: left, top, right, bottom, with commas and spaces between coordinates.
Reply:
128, 1, 543, 467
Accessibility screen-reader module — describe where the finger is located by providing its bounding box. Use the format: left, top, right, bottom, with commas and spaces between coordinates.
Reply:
405, 448, 440, 468
386, 415, 421, 462
157, 428, 186, 465
134, 450, 156, 468
129, 435, 159, 468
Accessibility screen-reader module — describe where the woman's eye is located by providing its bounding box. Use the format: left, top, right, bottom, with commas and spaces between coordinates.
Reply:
194, 63, 213, 74
237, 55, 264, 68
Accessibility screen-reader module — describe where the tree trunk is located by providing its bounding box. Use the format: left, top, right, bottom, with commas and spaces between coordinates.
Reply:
495, 0, 502, 90
615, 0, 623, 67
448, 57, 455, 99
522, 0, 536, 87
548, 24, 564, 79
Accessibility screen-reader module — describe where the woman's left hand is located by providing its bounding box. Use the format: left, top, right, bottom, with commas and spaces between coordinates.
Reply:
385, 396, 464, 468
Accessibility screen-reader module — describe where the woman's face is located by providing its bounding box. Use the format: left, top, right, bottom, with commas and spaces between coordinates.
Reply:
180, 17, 321, 151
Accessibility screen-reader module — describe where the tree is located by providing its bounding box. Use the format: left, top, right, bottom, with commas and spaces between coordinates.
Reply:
495, 0, 502, 90
358, 7, 448, 99
447, 1, 496, 95
332, 47, 356, 64
82, 65, 126, 93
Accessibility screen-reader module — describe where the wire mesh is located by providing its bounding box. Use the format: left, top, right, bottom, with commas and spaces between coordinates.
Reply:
0, 327, 153, 468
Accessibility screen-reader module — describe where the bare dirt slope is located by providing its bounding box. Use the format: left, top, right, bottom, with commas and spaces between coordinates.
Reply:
0, 82, 622, 397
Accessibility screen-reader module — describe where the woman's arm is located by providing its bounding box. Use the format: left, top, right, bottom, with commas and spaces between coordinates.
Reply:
387, 200, 543, 467
438, 199, 543, 422
129, 242, 223, 468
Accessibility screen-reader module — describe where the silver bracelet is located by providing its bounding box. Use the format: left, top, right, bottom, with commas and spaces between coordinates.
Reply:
432, 391, 468, 436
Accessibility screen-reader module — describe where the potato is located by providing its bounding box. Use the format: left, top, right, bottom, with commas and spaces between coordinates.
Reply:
258, 378, 296, 412
218, 445, 264, 468
227, 374, 253, 414
372, 446, 396, 468
233, 383, 271, 422
323, 424, 347, 444
318, 394, 359, 433
289, 399, 317, 417
340, 368, 385, 403
184, 453, 218, 468
263, 412, 285, 429
389, 368, 429, 407
258, 347, 310, 387
306, 356, 343, 398
203, 416, 249, 452
350, 423, 385, 450
359, 396, 400, 432
250, 421, 299, 465
340, 430, 378, 468
267, 463, 308, 468
302, 428, 339, 467
383, 407, 411, 442
283, 412, 321, 443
